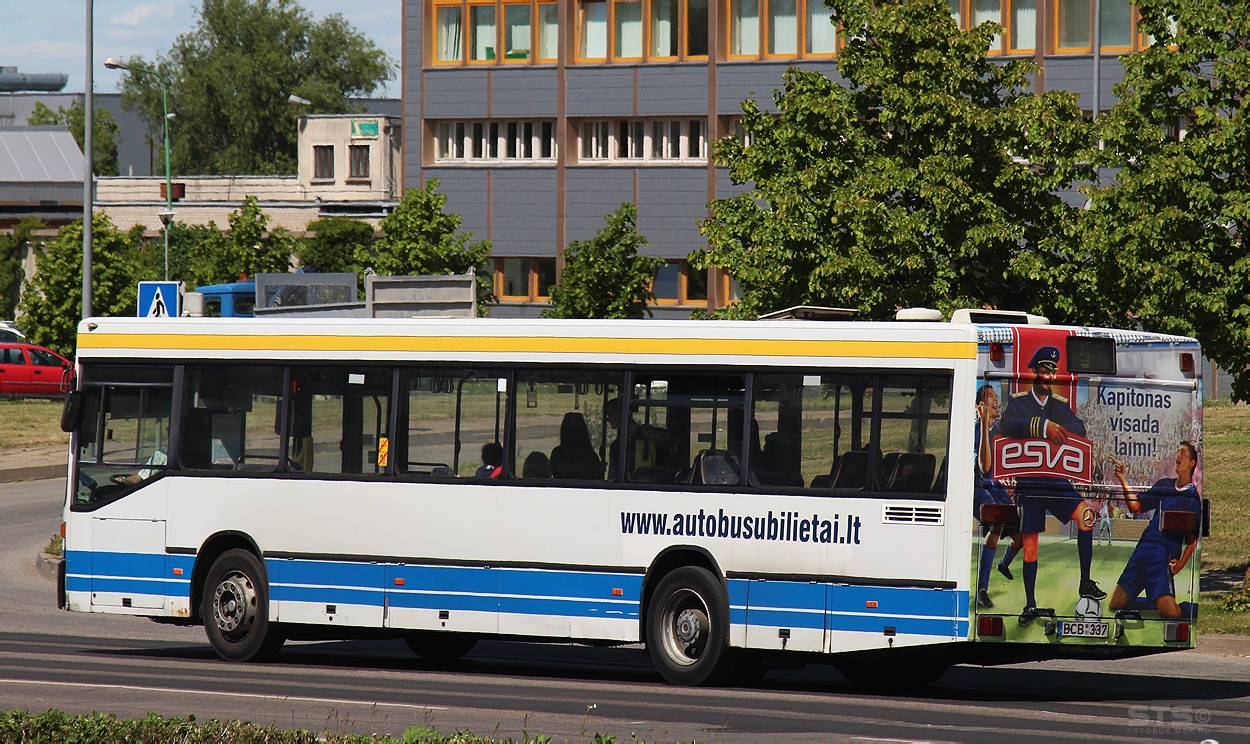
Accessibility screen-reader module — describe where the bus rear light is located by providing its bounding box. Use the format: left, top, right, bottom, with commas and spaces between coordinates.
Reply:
1161, 511, 1199, 535
1164, 623, 1190, 642
60, 522, 65, 538
1180, 353, 1195, 372
989, 343, 1004, 362
977, 616, 1004, 637
979, 504, 1018, 527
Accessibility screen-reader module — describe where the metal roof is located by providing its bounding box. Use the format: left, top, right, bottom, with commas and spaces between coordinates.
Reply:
0, 126, 83, 183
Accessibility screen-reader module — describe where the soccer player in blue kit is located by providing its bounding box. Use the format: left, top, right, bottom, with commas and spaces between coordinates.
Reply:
1000, 346, 1105, 625
973, 384, 1020, 609
1108, 443, 1201, 620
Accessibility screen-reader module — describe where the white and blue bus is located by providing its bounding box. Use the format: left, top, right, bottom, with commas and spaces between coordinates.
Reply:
58, 313, 1207, 685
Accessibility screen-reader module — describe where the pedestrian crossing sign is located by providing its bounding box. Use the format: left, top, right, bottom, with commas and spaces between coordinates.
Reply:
137, 281, 183, 318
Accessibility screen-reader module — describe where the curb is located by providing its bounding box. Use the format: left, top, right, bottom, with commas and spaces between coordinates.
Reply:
0, 464, 63, 484
35, 552, 62, 582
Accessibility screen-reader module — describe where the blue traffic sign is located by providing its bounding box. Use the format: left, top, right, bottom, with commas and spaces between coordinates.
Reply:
137, 281, 183, 318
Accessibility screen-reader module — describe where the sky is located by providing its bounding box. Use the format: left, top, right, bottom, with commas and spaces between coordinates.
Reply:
5, 1, 402, 98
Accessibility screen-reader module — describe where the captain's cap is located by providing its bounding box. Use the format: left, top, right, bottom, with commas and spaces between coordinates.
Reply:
1028, 345, 1061, 371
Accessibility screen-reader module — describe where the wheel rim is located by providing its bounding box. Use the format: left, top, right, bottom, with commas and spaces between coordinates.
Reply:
659, 587, 711, 667
212, 571, 257, 639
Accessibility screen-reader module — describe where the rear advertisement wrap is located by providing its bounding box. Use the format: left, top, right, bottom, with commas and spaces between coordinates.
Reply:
973, 327, 1201, 645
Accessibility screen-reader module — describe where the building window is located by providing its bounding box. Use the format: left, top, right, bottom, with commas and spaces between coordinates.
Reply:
503, 1, 533, 60
1055, 0, 1089, 50
574, 0, 709, 62
497, 258, 557, 301
949, 0, 1036, 54
579, 119, 706, 163
470, 2, 498, 61
436, 5, 464, 61
435, 120, 557, 162
729, 0, 835, 59
349, 145, 370, 180
538, 0, 560, 59
434, 0, 561, 65
313, 145, 334, 180
652, 261, 705, 305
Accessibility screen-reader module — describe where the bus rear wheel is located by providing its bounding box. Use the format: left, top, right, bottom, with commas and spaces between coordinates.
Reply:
646, 566, 734, 686
202, 549, 284, 662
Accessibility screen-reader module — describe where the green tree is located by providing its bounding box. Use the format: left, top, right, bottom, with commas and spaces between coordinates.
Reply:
118, 0, 393, 175
18, 215, 153, 356
27, 101, 120, 176
363, 181, 494, 310
694, 0, 1093, 320
1088, 0, 1250, 400
0, 218, 43, 319
169, 196, 296, 288
300, 217, 373, 274
544, 204, 664, 319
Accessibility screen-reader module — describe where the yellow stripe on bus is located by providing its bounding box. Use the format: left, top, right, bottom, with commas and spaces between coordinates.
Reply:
76, 333, 977, 360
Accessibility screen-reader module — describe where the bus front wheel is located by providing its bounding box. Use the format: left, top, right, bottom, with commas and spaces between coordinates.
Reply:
202, 549, 285, 662
646, 566, 734, 686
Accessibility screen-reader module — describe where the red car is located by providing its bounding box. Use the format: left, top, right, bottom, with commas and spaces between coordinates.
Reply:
0, 343, 73, 396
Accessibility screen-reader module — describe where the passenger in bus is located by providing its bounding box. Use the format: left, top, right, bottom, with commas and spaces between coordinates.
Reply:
474, 442, 503, 478
605, 397, 675, 482
1001, 345, 1105, 625
522, 451, 552, 478
1107, 445, 1201, 620
550, 412, 604, 480
973, 384, 1021, 610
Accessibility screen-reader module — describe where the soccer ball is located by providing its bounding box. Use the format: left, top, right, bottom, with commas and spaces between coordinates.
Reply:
1075, 596, 1102, 619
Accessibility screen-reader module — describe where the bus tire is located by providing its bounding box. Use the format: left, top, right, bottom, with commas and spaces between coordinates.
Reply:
646, 566, 734, 686
404, 631, 477, 662
202, 549, 284, 662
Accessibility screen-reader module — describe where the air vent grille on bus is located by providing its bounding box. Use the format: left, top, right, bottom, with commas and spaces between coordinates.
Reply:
882, 505, 944, 525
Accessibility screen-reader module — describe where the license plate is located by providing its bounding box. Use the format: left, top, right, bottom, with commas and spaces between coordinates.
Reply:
1060, 620, 1109, 638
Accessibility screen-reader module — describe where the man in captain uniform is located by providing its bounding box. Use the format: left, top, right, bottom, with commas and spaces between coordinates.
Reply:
1000, 345, 1105, 625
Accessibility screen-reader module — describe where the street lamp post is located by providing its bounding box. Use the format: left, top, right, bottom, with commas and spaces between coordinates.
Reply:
104, 58, 173, 281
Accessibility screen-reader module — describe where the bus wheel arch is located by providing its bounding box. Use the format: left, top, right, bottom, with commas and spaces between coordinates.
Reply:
639, 545, 725, 645
191, 532, 265, 623
645, 564, 735, 686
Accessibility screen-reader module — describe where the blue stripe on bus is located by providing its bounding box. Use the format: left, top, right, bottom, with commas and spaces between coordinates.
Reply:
68, 550, 965, 636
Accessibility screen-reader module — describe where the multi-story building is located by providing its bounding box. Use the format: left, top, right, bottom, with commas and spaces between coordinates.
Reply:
402, 0, 1155, 316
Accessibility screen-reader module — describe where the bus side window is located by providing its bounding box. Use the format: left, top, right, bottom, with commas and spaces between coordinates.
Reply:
182, 364, 284, 473
402, 369, 502, 478
286, 367, 393, 476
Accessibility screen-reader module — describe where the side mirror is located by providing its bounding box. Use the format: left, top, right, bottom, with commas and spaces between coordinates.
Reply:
61, 390, 83, 433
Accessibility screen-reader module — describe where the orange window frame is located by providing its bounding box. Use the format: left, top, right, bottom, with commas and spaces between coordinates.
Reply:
501, 0, 536, 63
611, 0, 646, 61
1005, 0, 1038, 55
536, 0, 560, 62
647, 0, 681, 62
1051, 0, 1092, 54
432, 0, 467, 66
577, 0, 610, 61
726, 0, 763, 60
762, 0, 800, 60
801, 0, 837, 59
683, 0, 710, 59
1097, 0, 1136, 53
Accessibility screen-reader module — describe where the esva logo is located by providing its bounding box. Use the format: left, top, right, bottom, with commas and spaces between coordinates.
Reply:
991, 436, 1093, 483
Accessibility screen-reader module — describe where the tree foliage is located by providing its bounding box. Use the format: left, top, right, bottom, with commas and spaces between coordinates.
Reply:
362, 181, 494, 310
545, 204, 664, 319
0, 218, 42, 320
118, 0, 393, 175
169, 196, 297, 288
300, 217, 373, 274
27, 102, 120, 176
694, 0, 1092, 320
17, 215, 156, 356
1087, 0, 1250, 400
